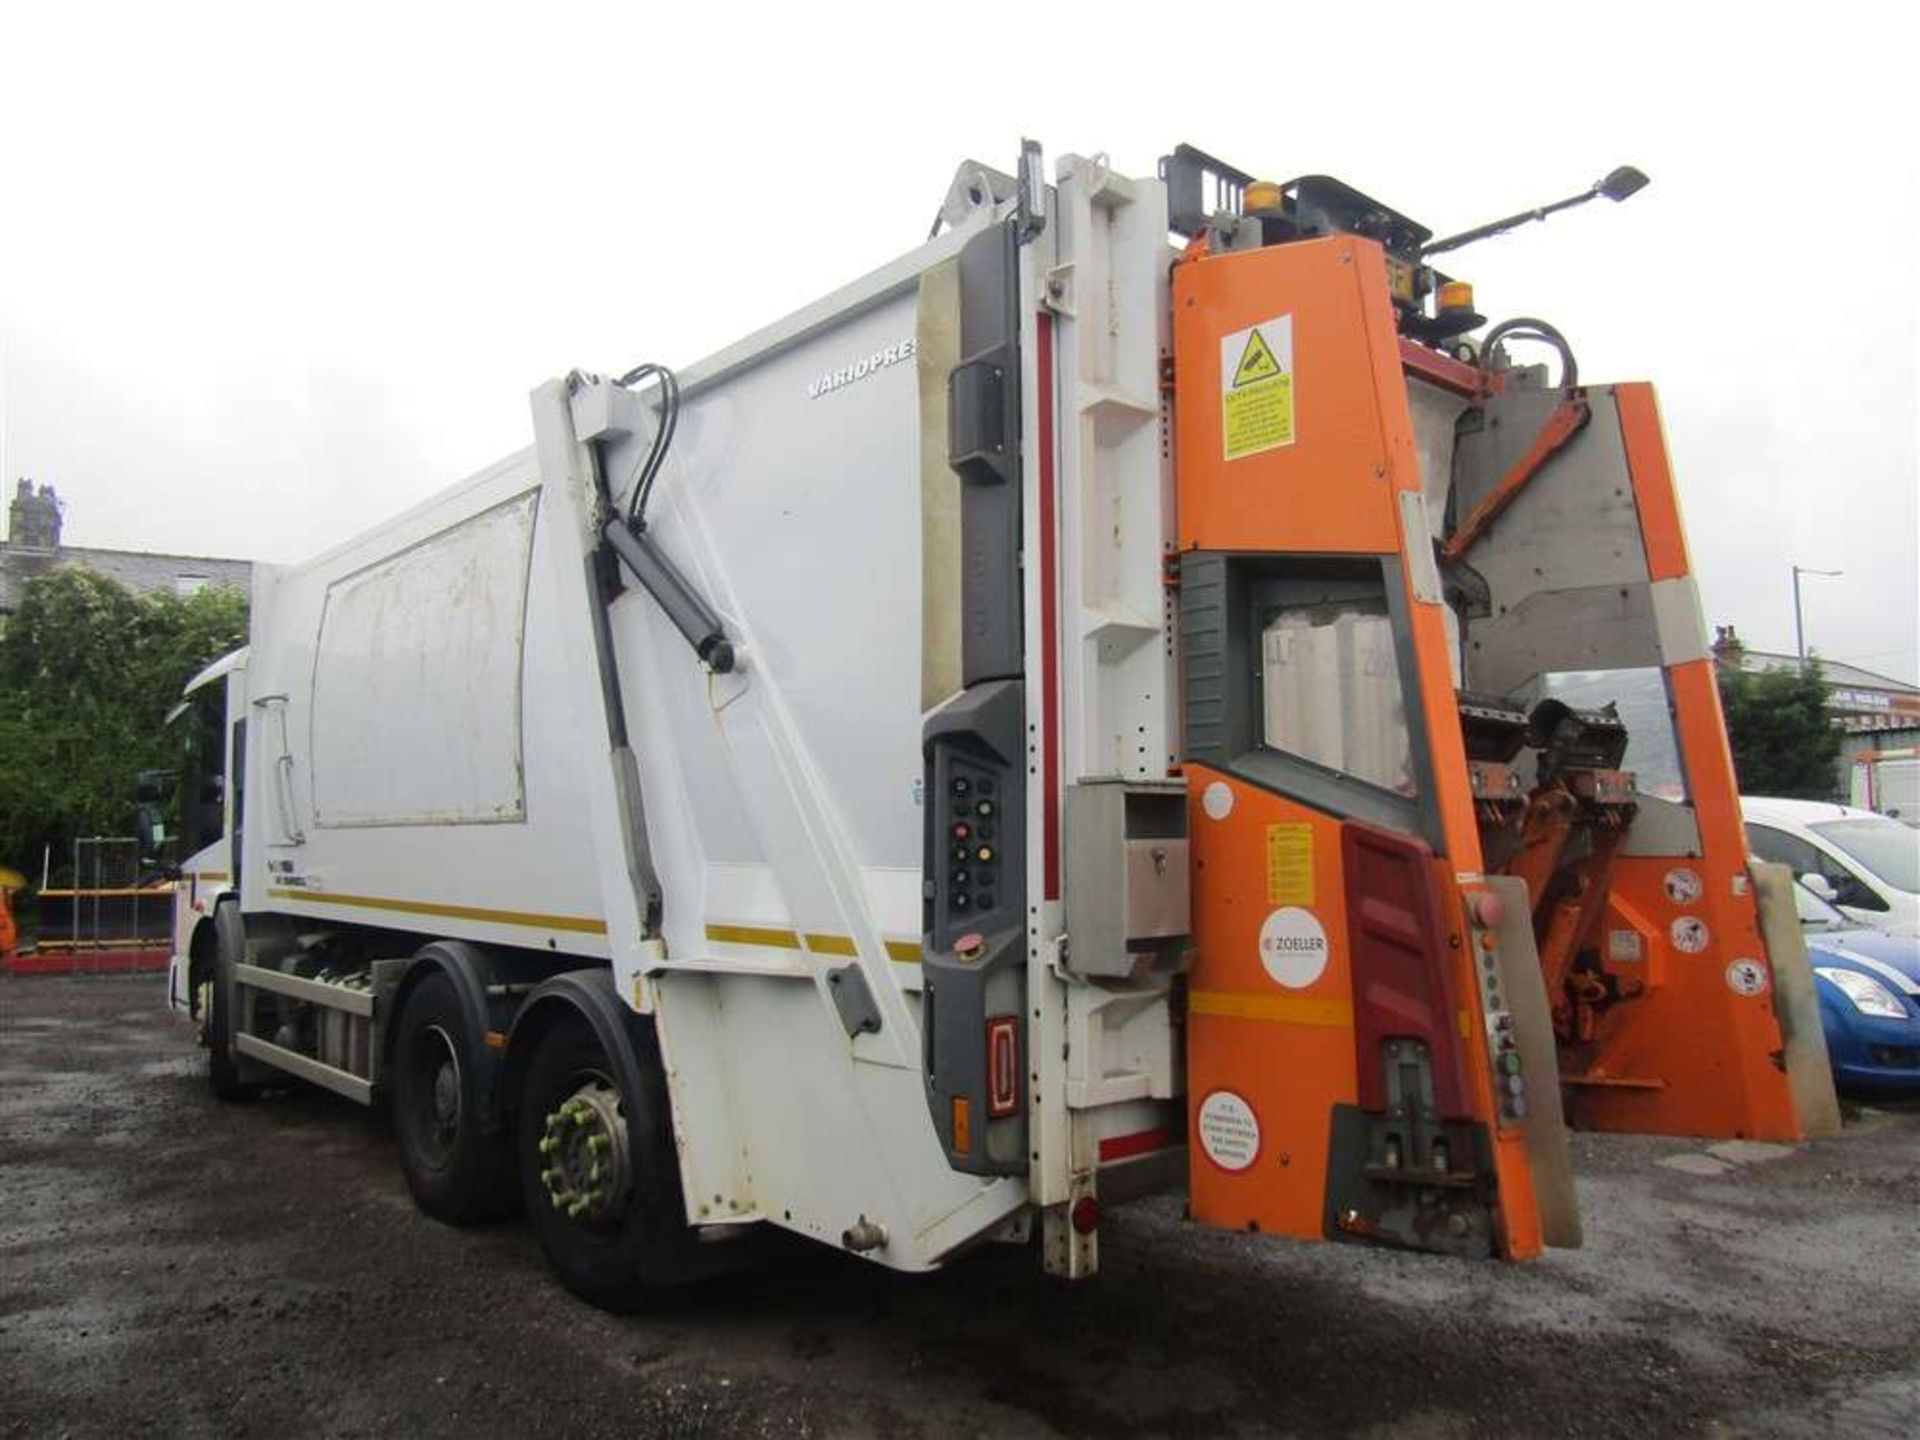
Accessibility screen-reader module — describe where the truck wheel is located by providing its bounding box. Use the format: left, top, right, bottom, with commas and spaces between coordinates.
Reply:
206, 909, 251, 1102
392, 973, 516, 1223
515, 1012, 686, 1312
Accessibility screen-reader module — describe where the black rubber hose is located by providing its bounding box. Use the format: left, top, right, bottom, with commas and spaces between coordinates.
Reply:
1481, 317, 1578, 391
613, 362, 679, 527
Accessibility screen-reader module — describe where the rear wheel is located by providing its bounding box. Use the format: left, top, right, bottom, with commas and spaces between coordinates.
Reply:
392, 972, 516, 1223
515, 1013, 688, 1312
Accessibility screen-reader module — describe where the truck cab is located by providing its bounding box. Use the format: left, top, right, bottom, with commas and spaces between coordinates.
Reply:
162, 648, 247, 1016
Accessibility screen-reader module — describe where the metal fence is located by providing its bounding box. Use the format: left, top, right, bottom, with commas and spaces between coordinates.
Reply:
30, 837, 174, 976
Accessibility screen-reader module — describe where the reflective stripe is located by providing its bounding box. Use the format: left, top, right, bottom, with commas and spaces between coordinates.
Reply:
1188, 989, 1353, 1027
707, 923, 922, 965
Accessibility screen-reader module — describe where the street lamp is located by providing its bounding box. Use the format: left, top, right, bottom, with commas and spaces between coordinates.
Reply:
1792, 565, 1842, 665
1421, 165, 1651, 258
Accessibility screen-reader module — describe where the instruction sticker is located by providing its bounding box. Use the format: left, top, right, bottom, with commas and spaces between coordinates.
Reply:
1726, 958, 1770, 997
1664, 868, 1703, 906
1197, 1090, 1262, 1172
1221, 315, 1295, 460
1670, 916, 1711, 955
1265, 824, 1314, 906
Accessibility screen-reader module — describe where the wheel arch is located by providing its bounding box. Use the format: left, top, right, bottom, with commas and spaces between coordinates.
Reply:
501, 969, 674, 1187
504, 967, 739, 1294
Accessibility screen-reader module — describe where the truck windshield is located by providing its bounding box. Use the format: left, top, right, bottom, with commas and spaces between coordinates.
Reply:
1811, 816, 1920, 893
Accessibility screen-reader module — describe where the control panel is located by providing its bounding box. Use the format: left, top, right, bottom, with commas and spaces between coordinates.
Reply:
940, 765, 1004, 921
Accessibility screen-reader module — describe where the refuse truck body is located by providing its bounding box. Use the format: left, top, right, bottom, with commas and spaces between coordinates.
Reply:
164, 143, 1827, 1308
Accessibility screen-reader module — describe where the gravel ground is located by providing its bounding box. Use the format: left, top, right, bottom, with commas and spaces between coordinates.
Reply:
3, 973, 1917, 1438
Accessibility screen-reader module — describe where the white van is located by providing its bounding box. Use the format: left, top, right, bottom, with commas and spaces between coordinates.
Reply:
1851, 749, 1919, 827
1742, 797, 1920, 937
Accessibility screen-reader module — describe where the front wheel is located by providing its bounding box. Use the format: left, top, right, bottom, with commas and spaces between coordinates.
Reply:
515, 1012, 693, 1312
205, 904, 251, 1102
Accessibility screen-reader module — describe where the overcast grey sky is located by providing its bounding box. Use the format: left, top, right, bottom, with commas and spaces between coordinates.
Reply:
2, 2, 1914, 680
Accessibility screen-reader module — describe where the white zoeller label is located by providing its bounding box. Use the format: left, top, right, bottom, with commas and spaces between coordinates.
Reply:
1259, 906, 1330, 988
1197, 1090, 1261, 1171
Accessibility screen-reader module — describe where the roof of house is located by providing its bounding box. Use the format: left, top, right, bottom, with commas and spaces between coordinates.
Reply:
1728, 649, 1919, 696
0, 544, 253, 614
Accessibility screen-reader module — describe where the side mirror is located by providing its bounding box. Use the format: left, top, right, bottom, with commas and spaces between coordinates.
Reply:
135, 803, 170, 866
1799, 872, 1839, 904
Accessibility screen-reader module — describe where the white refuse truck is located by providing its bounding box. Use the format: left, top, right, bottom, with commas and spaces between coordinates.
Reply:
162, 142, 1822, 1310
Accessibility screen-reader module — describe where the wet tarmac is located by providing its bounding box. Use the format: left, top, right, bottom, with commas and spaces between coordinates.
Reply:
3, 974, 1916, 1437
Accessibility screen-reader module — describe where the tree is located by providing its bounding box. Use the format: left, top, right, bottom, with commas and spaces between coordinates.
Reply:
1717, 660, 1842, 799
0, 569, 248, 878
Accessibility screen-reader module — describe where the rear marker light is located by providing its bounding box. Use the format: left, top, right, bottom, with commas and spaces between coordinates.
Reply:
951, 1096, 972, 1155
986, 1015, 1019, 1118
1070, 1195, 1101, 1235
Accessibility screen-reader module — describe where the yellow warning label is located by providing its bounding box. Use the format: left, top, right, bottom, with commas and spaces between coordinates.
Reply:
1222, 314, 1295, 460
1232, 329, 1282, 386
1266, 823, 1314, 906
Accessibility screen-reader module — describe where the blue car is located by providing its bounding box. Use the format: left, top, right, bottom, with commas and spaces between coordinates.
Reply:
1795, 881, 1920, 1092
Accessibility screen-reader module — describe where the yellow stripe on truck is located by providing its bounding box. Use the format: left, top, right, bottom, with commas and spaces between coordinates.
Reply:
705, 923, 922, 965
1188, 989, 1353, 1028
266, 888, 608, 935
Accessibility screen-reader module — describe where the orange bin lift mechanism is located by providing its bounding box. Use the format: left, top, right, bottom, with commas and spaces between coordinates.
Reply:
1174, 235, 1547, 1261
1463, 385, 1803, 1144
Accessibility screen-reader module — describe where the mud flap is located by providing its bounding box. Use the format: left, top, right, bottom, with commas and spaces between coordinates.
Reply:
1751, 862, 1842, 1139
1482, 875, 1582, 1248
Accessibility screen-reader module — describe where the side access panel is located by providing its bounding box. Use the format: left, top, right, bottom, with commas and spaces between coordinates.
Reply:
1173, 236, 1561, 1260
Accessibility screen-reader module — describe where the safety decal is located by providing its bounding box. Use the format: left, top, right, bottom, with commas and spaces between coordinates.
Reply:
1726, 958, 1769, 997
1221, 314, 1295, 460
1609, 928, 1645, 962
1196, 1089, 1261, 1172
1259, 905, 1330, 988
1663, 867, 1703, 906
1265, 823, 1314, 905
1202, 780, 1235, 821
1670, 916, 1710, 954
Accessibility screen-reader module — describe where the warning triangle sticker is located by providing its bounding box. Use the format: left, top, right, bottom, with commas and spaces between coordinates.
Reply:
1232, 328, 1282, 387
